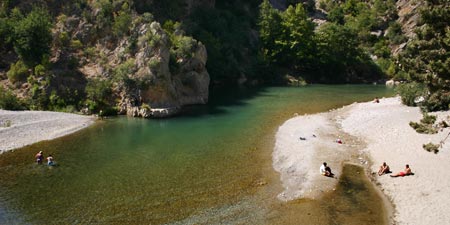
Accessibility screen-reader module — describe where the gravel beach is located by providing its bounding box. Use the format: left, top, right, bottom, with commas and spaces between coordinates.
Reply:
0, 110, 95, 153
274, 97, 450, 225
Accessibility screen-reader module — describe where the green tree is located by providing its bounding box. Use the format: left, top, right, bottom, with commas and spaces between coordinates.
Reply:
85, 78, 112, 112
12, 7, 52, 66
258, 0, 283, 64
327, 5, 344, 24
398, 0, 450, 111
0, 86, 23, 110
314, 23, 360, 82
113, 2, 132, 37
259, 2, 315, 71
279, 4, 315, 70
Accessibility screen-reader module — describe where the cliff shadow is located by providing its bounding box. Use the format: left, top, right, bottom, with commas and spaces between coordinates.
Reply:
178, 85, 270, 118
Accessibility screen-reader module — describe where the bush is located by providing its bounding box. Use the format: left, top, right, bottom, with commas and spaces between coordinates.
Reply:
70, 39, 83, 50
396, 82, 426, 106
386, 22, 407, 44
423, 91, 450, 112
112, 2, 132, 37
423, 142, 439, 153
34, 64, 46, 76
85, 78, 112, 108
12, 7, 52, 66
172, 36, 196, 59
421, 113, 436, 125
7, 60, 29, 83
0, 86, 23, 110
409, 113, 438, 134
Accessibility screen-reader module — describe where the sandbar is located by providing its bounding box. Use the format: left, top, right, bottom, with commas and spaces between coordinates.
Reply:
0, 110, 95, 153
273, 97, 450, 224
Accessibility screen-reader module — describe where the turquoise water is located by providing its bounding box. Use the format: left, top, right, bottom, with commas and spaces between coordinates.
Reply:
0, 85, 394, 224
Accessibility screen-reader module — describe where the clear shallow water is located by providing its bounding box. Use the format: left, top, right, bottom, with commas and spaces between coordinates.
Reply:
0, 85, 394, 224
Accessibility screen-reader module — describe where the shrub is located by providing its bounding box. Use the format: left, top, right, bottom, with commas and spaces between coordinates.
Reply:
7, 60, 29, 83
423, 142, 439, 153
12, 7, 52, 66
34, 64, 46, 76
172, 36, 196, 59
148, 57, 161, 70
70, 39, 83, 50
396, 82, 426, 106
409, 113, 438, 134
0, 86, 23, 110
421, 113, 436, 125
386, 22, 407, 45
141, 13, 154, 23
423, 91, 450, 112
141, 103, 151, 110
112, 2, 132, 37
84, 47, 97, 59
85, 78, 112, 107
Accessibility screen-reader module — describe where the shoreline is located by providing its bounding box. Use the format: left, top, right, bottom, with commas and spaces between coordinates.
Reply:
0, 110, 95, 153
273, 96, 450, 224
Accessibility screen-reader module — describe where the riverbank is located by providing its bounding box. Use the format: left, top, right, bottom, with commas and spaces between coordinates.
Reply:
0, 110, 95, 153
274, 96, 450, 225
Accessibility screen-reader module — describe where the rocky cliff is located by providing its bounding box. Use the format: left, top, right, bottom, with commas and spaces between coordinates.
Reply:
392, 0, 424, 55
73, 18, 210, 118
1, 1, 210, 118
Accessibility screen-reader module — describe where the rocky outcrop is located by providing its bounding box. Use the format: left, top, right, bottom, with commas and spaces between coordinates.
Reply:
392, 0, 425, 55
112, 21, 210, 117
54, 9, 209, 118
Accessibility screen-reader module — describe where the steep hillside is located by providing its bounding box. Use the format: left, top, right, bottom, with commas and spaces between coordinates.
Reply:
1, 0, 439, 115
0, 0, 209, 117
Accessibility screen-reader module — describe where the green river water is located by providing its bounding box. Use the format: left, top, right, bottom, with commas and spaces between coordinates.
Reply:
0, 85, 394, 224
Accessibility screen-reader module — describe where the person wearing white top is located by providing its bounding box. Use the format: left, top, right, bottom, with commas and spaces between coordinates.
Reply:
320, 162, 334, 177
320, 162, 327, 175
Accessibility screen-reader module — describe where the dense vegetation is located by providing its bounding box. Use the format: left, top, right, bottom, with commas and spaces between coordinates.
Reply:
258, 0, 398, 83
0, 1, 203, 112
396, 0, 450, 111
0, 0, 447, 113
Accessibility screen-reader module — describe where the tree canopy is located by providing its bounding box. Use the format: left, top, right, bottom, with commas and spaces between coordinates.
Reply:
398, 0, 450, 111
12, 7, 52, 66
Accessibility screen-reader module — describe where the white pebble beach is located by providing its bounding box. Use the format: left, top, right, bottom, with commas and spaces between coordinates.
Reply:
273, 96, 450, 225
0, 110, 95, 153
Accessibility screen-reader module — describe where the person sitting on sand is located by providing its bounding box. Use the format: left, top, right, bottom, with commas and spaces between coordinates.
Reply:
390, 164, 413, 177
35, 151, 43, 165
47, 154, 55, 166
374, 97, 380, 103
320, 162, 334, 177
378, 162, 391, 176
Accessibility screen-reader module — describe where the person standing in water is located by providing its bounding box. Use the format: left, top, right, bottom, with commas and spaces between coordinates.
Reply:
35, 151, 43, 164
47, 154, 55, 166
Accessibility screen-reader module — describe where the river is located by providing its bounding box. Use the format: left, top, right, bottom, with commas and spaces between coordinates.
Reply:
0, 85, 394, 224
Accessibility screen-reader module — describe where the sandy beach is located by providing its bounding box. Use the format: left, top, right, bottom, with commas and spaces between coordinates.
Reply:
274, 96, 450, 225
0, 110, 95, 153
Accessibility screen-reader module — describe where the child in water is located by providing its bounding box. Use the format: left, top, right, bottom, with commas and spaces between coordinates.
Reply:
47, 154, 55, 166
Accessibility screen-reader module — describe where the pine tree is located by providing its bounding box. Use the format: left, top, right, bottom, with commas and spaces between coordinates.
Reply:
399, 0, 450, 111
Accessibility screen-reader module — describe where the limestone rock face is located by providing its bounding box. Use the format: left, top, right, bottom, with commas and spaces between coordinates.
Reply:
392, 0, 425, 55
54, 14, 209, 118
114, 21, 210, 117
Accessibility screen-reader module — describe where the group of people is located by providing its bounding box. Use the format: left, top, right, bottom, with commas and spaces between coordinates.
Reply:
320, 161, 413, 178
35, 151, 55, 166
378, 162, 413, 177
